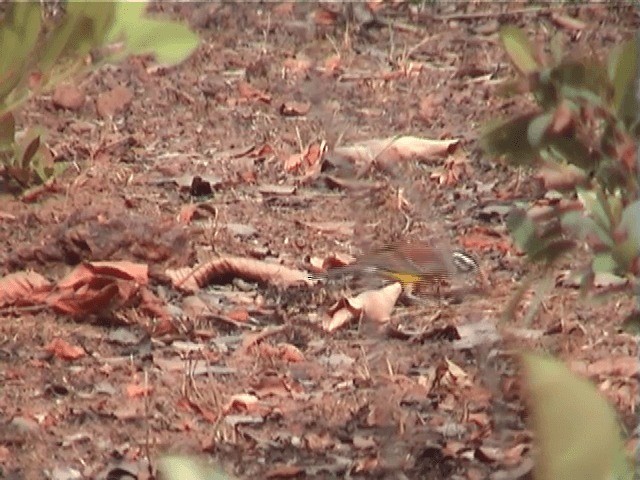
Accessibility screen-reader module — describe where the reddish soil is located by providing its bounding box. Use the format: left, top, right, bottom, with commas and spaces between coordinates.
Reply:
1, 3, 638, 479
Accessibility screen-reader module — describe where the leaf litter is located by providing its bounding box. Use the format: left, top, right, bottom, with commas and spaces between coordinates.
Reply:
0, 3, 637, 479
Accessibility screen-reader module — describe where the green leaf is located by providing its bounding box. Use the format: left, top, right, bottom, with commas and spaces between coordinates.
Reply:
547, 137, 592, 170
2, 4, 41, 86
0, 4, 42, 105
527, 112, 552, 147
608, 36, 639, 128
552, 60, 610, 101
20, 134, 40, 169
104, 1, 147, 44
506, 208, 537, 253
532, 69, 560, 110
0, 29, 26, 101
0, 112, 15, 149
595, 158, 632, 194
132, 19, 199, 66
621, 310, 640, 335
608, 194, 623, 226
592, 252, 618, 274
549, 32, 564, 64
5, 165, 32, 187
40, 3, 116, 72
106, 2, 199, 66
158, 455, 237, 480
619, 200, 640, 260
522, 353, 633, 480
561, 211, 612, 246
577, 187, 612, 232
529, 238, 575, 264
480, 113, 539, 166
500, 26, 540, 75
39, 10, 82, 71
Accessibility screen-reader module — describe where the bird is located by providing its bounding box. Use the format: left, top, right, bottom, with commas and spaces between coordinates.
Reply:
323, 240, 486, 297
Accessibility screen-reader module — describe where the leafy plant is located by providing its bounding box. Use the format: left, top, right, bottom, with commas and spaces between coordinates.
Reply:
522, 353, 633, 480
0, 1, 199, 192
157, 455, 237, 480
483, 26, 639, 480
482, 27, 640, 298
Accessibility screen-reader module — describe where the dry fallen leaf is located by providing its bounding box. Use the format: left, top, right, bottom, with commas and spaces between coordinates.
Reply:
96, 85, 134, 117
167, 257, 311, 292
46, 261, 148, 316
283, 140, 327, 176
45, 338, 86, 361
324, 282, 402, 332
126, 383, 154, 398
550, 12, 586, 31
223, 393, 260, 414
283, 57, 313, 77
237, 81, 271, 103
265, 464, 304, 479
279, 100, 311, 117
333, 135, 459, 170
430, 153, 471, 186
324, 54, 342, 73
0, 271, 52, 307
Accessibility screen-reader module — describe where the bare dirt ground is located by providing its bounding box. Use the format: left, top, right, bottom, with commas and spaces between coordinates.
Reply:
1, 3, 639, 479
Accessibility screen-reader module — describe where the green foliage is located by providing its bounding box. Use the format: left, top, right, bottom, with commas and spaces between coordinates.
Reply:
482, 27, 640, 294
157, 456, 237, 480
0, 1, 199, 192
522, 353, 633, 480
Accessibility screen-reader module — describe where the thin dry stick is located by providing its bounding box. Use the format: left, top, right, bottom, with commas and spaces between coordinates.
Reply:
432, 6, 545, 21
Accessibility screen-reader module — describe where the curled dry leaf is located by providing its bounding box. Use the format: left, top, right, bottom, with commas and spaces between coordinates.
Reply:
237, 81, 271, 104
45, 338, 86, 361
441, 358, 473, 388
278, 343, 305, 362
46, 261, 148, 316
324, 282, 402, 332
255, 342, 305, 363
307, 253, 356, 274
430, 153, 471, 186
332, 136, 459, 170
324, 54, 342, 73
167, 257, 311, 293
279, 100, 311, 117
283, 140, 327, 177
283, 57, 313, 77
223, 393, 260, 414
56, 261, 149, 288
0, 271, 52, 308
549, 12, 586, 31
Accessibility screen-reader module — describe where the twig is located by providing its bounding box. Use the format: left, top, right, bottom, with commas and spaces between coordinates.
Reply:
432, 6, 545, 21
